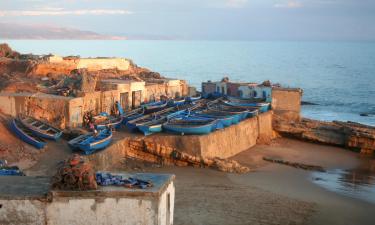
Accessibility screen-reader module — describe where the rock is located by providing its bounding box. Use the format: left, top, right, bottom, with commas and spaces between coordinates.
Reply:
360, 113, 370, 117
213, 158, 250, 174
0, 43, 20, 59
301, 101, 319, 105
274, 116, 375, 155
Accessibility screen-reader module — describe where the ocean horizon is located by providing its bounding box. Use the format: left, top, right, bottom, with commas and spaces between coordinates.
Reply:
2, 39, 375, 126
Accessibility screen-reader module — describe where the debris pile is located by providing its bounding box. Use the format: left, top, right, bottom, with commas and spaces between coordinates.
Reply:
212, 158, 251, 173
96, 172, 153, 189
263, 157, 326, 172
52, 154, 97, 190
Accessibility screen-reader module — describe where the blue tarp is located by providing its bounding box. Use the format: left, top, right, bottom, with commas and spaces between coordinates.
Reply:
96, 172, 152, 189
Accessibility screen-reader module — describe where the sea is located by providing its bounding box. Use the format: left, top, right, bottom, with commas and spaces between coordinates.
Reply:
2, 40, 375, 126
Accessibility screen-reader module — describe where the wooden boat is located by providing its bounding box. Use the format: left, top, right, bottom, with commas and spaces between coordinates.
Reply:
191, 110, 239, 127
226, 96, 266, 103
122, 108, 145, 124
185, 94, 202, 102
18, 115, 62, 140
207, 103, 250, 120
68, 132, 93, 151
94, 115, 123, 130
68, 129, 112, 155
10, 119, 46, 149
126, 103, 203, 135
142, 101, 169, 114
224, 100, 270, 113
170, 97, 186, 106
163, 117, 219, 135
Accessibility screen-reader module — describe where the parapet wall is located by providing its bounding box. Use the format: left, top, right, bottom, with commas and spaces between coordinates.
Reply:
77, 58, 131, 71
271, 87, 302, 122
31, 57, 132, 76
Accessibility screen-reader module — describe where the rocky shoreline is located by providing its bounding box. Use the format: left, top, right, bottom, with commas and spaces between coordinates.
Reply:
273, 117, 375, 155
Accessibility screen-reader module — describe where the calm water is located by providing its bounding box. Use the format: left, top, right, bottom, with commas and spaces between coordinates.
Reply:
2, 40, 375, 125
311, 158, 375, 204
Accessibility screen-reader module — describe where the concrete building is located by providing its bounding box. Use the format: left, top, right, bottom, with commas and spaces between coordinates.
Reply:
237, 84, 272, 102
100, 79, 146, 110
0, 173, 175, 225
202, 80, 272, 102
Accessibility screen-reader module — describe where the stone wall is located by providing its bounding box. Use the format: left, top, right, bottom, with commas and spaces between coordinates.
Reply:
31, 57, 132, 76
77, 58, 131, 71
85, 111, 273, 170
0, 93, 71, 128
271, 87, 302, 122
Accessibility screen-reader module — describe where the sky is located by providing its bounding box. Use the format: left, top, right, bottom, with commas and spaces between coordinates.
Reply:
0, 0, 374, 41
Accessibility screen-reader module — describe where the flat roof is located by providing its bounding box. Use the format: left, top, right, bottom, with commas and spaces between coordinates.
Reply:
0, 173, 175, 200
51, 173, 175, 198
0, 176, 50, 200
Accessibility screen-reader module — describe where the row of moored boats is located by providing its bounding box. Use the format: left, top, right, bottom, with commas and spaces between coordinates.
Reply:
8, 95, 270, 155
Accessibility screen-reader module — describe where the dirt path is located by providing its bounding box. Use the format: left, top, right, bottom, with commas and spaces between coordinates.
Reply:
25, 140, 72, 176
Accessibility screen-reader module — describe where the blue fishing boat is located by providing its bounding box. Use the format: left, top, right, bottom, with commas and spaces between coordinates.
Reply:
142, 101, 169, 114
10, 119, 46, 149
136, 119, 165, 136
170, 97, 186, 106
224, 100, 270, 113
185, 94, 202, 102
68, 129, 112, 155
191, 110, 238, 127
163, 117, 219, 135
18, 115, 62, 140
127, 102, 203, 135
68, 132, 93, 151
207, 103, 250, 120
122, 108, 145, 124
0, 165, 24, 176
94, 115, 123, 130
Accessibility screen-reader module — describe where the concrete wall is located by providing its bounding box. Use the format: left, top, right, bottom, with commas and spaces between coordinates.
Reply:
0, 93, 71, 128
46, 195, 162, 225
202, 82, 216, 94
86, 112, 273, 171
0, 200, 46, 225
77, 58, 131, 71
145, 83, 166, 102
238, 85, 272, 102
271, 87, 302, 122
147, 111, 273, 159
0, 175, 175, 225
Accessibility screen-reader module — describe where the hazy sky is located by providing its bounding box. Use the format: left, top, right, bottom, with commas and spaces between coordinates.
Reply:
1, 0, 374, 40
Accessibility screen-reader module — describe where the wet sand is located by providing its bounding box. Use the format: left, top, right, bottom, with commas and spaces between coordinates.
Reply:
146, 138, 375, 225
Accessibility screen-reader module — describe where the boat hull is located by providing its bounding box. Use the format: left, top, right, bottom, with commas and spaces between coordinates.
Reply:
10, 119, 46, 149
77, 130, 113, 155
137, 124, 163, 136
163, 123, 215, 135
18, 115, 62, 140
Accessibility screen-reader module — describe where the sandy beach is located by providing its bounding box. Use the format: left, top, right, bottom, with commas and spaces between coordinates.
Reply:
21, 136, 375, 225
142, 138, 375, 225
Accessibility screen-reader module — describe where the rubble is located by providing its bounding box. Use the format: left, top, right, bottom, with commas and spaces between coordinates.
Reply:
263, 157, 326, 172
52, 154, 97, 190
126, 139, 251, 174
